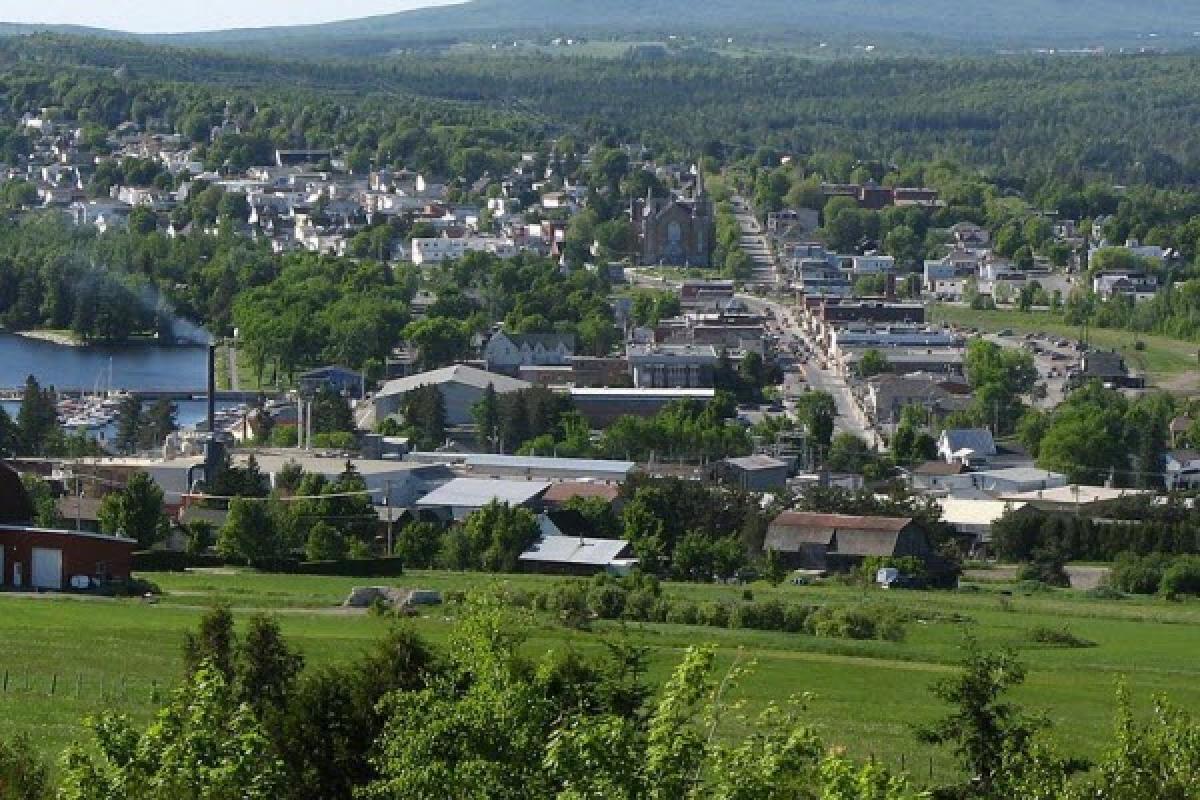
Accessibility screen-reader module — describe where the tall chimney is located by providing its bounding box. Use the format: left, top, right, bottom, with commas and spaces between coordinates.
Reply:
207, 344, 217, 435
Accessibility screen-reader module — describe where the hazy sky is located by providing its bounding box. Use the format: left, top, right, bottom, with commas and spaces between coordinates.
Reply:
0, 1, 462, 34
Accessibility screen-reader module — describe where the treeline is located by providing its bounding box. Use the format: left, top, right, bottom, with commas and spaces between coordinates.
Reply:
993, 501, 1200, 564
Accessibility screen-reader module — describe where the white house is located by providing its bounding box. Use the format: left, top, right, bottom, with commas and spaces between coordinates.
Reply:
851, 255, 896, 275
937, 429, 997, 466
1165, 450, 1200, 490
483, 332, 575, 375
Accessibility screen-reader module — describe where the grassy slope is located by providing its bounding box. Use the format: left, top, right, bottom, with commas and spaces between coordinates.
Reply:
4, 569, 1200, 782
930, 304, 1200, 388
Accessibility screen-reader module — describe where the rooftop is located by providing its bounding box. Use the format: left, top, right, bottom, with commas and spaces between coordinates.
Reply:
724, 455, 789, 471
377, 364, 530, 397
568, 388, 716, 398
416, 478, 551, 509
999, 486, 1154, 506
520, 535, 632, 567
936, 497, 1027, 527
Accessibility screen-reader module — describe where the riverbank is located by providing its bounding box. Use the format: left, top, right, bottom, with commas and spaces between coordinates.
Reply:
10, 329, 81, 347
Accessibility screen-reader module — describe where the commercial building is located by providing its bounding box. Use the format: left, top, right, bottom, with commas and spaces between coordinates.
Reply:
718, 455, 790, 492
568, 388, 715, 428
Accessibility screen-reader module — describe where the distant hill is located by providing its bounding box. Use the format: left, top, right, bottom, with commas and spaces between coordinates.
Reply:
154, 0, 1200, 50
4, 1, 1200, 54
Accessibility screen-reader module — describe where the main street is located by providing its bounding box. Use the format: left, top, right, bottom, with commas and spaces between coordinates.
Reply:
737, 292, 880, 447
731, 195, 780, 287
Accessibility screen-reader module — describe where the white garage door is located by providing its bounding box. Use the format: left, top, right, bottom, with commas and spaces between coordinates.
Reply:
31, 548, 63, 590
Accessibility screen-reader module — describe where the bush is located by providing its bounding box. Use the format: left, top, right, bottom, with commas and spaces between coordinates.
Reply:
588, 584, 628, 620
1108, 552, 1170, 595
1160, 556, 1200, 599
1028, 625, 1095, 648
132, 550, 225, 572
782, 604, 812, 633
1017, 549, 1070, 588
665, 600, 700, 626
622, 589, 657, 621
699, 602, 731, 628
293, 557, 405, 577
731, 600, 787, 632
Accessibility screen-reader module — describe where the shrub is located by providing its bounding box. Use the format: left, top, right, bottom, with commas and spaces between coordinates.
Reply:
731, 600, 788, 632
782, 604, 812, 633
1017, 549, 1070, 588
588, 584, 628, 620
1028, 625, 1095, 648
1108, 552, 1170, 595
1160, 556, 1200, 599
699, 602, 731, 628
622, 589, 657, 621
665, 600, 700, 626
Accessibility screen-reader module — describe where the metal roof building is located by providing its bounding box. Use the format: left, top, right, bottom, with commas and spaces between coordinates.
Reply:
415, 477, 551, 521
407, 452, 636, 483
519, 535, 635, 576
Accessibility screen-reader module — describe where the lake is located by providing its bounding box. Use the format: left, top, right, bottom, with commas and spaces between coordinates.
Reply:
0, 333, 208, 392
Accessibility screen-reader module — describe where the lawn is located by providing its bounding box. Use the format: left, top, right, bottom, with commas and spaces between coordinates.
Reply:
930, 304, 1200, 390
4, 569, 1200, 782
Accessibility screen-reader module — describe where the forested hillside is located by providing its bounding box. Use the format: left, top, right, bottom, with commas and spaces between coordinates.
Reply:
9, 34, 1200, 184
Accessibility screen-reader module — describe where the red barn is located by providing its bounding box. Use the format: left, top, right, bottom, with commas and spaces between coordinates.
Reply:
0, 461, 137, 591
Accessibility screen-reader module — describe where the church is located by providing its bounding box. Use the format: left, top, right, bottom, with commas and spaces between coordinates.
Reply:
631, 169, 715, 267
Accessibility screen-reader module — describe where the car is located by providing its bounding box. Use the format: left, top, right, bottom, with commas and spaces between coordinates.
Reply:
999, 328, 1015, 337
1056, 339, 1070, 347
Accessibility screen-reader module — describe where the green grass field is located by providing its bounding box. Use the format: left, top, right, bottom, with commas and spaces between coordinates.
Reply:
4, 569, 1200, 782
930, 304, 1200, 390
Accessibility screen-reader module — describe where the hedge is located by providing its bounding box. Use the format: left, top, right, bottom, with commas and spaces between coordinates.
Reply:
134, 551, 404, 577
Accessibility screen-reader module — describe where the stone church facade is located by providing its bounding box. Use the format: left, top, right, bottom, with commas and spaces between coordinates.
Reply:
632, 172, 715, 267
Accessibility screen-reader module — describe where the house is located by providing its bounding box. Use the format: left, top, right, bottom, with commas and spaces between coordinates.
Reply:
1068, 351, 1144, 390
906, 461, 967, 491
415, 478, 551, 522
484, 332, 575, 376
719, 455, 790, 492
1170, 416, 1193, 448
374, 365, 531, 427
298, 366, 365, 399
937, 429, 997, 466
0, 461, 137, 590
1092, 271, 1159, 301
519, 533, 636, 576
968, 467, 1068, 495
1165, 450, 1200, 491
764, 511, 935, 573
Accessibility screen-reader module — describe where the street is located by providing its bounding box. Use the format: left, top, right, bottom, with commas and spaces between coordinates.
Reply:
731, 195, 780, 287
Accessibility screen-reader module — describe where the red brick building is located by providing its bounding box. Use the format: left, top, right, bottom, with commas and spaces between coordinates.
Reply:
0, 461, 136, 590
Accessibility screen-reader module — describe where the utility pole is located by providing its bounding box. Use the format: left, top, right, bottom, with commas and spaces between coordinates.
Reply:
385, 479, 394, 556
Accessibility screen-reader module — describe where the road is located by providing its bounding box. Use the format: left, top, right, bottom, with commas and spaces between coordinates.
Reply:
225, 344, 240, 392
731, 196, 780, 287
738, 292, 879, 447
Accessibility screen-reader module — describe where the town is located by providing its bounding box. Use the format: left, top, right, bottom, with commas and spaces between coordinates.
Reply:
3, 8, 1200, 799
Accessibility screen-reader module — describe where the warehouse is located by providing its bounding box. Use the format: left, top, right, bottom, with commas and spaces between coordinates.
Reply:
0, 461, 137, 591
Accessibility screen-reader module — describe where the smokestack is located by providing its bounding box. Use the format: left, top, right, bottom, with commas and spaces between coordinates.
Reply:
207, 344, 216, 435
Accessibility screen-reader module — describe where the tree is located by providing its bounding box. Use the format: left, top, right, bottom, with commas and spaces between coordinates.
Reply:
114, 395, 143, 455
310, 385, 355, 435
16, 376, 58, 456
20, 473, 60, 528
402, 384, 446, 451
472, 384, 500, 451
235, 615, 304, 719
97, 472, 168, 548
915, 640, 1039, 795
57, 664, 286, 800
858, 348, 890, 378
305, 521, 346, 562
218, 497, 283, 564
827, 433, 873, 473
460, 501, 541, 573
403, 318, 470, 370
395, 521, 442, 567
793, 391, 837, 462
0, 406, 17, 458
140, 399, 178, 449
0, 733, 49, 800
